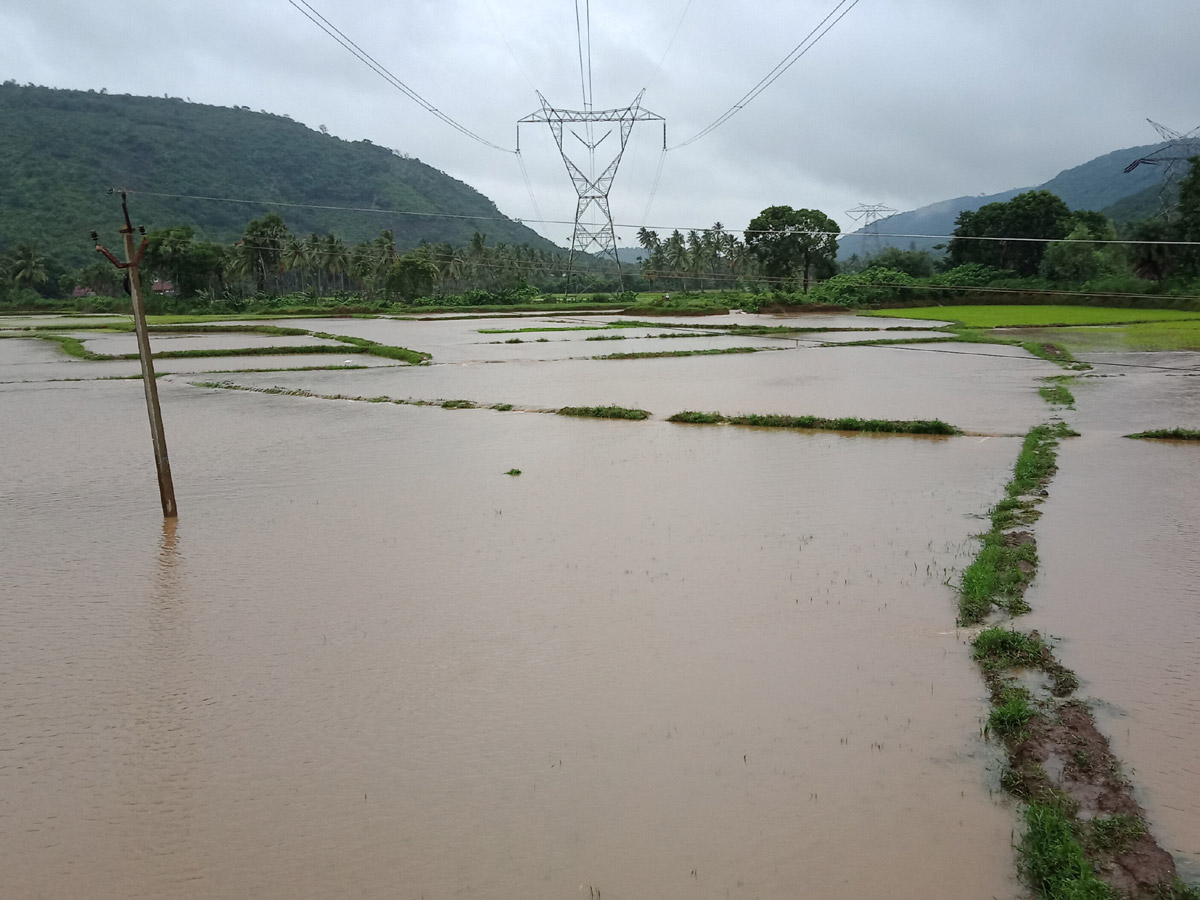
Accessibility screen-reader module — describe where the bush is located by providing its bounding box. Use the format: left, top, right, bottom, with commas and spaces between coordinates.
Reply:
930, 264, 1014, 287
807, 268, 916, 306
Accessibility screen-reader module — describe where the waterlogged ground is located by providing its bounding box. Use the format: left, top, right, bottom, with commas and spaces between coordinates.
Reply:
1024, 353, 1200, 881
1, 309, 1196, 898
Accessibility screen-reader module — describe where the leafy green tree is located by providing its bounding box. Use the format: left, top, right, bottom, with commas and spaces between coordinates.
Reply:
744, 206, 838, 292
240, 212, 290, 294
386, 254, 438, 302
143, 226, 227, 298
1176, 155, 1200, 275
864, 246, 934, 278
947, 190, 1071, 277
1040, 215, 1121, 284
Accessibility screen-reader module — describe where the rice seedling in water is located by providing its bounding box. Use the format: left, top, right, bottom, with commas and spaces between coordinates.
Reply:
505, 468, 521, 476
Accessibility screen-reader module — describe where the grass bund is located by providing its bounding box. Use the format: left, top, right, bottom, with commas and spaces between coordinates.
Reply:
958, 422, 1076, 624
556, 405, 650, 420
960, 422, 1195, 899
668, 410, 960, 435
595, 347, 765, 360
1125, 428, 1200, 441
31, 324, 430, 366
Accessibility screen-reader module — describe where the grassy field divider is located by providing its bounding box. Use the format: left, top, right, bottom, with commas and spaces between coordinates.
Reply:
33, 325, 430, 365
309, 332, 430, 364
37, 334, 107, 360
668, 410, 961, 435
596, 346, 765, 360
960, 424, 1197, 899
1124, 428, 1200, 440
957, 422, 1075, 624
190, 381, 518, 413
556, 405, 650, 420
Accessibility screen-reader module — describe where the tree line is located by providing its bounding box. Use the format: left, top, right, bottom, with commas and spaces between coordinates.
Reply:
4, 158, 1200, 311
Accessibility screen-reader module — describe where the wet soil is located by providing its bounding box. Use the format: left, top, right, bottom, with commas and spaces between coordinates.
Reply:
1008, 701, 1179, 898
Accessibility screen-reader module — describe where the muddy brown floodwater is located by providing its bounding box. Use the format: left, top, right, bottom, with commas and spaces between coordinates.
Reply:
1, 312, 1187, 899
1024, 355, 1200, 883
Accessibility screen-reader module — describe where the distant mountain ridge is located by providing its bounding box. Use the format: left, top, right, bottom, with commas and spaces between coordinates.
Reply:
845, 142, 1170, 257
0, 83, 561, 267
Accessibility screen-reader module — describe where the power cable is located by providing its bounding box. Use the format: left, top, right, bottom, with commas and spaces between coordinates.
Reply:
515, 151, 546, 230
644, 0, 695, 92
287, 0, 510, 152
672, 0, 863, 149
574, 0, 590, 109
479, 0, 538, 91
126, 188, 1200, 250
641, 148, 669, 226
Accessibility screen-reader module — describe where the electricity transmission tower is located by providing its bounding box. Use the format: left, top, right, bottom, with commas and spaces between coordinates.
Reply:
519, 90, 664, 290
1123, 119, 1200, 218
845, 202, 897, 258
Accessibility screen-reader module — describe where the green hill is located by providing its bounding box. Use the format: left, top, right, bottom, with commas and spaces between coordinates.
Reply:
0, 83, 561, 268
845, 142, 1169, 257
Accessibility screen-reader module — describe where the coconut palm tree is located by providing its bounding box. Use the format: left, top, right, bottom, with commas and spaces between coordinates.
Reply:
5, 243, 47, 291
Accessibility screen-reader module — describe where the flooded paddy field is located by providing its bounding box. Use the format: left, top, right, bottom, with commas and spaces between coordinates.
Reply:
1, 310, 1195, 898
1024, 354, 1200, 880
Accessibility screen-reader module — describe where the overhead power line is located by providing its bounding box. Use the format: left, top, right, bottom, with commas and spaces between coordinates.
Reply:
125, 189, 1200, 248
672, 0, 864, 148
286, 0, 510, 152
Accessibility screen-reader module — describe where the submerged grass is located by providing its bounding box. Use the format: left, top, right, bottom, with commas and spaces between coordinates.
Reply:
556, 405, 650, 420
1039, 377, 1077, 408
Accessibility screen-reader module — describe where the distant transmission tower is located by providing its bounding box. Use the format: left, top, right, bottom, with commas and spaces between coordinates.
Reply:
845, 203, 897, 258
1123, 119, 1200, 218
519, 91, 664, 290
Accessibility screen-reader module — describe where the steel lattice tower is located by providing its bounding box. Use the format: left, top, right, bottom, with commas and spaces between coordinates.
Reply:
845, 203, 897, 258
1124, 119, 1200, 218
520, 91, 664, 289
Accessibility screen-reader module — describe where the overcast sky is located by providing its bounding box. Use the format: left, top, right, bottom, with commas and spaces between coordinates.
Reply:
5, 0, 1199, 249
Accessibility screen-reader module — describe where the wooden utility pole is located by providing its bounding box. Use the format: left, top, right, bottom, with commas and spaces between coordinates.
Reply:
93, 191, 178, 518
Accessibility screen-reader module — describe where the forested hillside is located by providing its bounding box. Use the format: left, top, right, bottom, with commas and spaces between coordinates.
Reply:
846, 142, 1169, 255
0, 83, 560, 267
